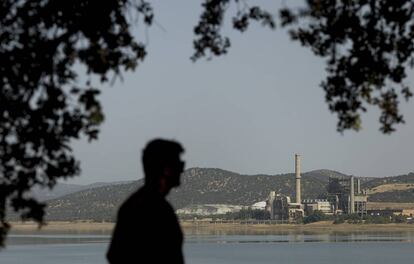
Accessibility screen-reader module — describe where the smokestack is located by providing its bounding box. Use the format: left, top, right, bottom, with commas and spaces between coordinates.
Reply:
357, 178, 361, 194
350, 176, 355, 214
295, 154, 301, 204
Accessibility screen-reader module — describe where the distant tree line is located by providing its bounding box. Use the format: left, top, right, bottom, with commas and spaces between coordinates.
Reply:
333, 213, 408, 224
223, 208, 271, 220
302, 211, 411, 224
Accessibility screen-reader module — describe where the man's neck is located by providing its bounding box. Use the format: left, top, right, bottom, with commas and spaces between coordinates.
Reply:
145, 182, 169, 197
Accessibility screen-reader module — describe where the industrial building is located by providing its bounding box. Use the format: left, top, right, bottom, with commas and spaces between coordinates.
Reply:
266, 191, 303, 221
266, 154, 368, 222
266, 154, 304, 222
302, 199, 333, 215
326, 176, 368, 215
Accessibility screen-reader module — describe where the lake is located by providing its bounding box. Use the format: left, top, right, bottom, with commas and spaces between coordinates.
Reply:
1, 231, 414, 263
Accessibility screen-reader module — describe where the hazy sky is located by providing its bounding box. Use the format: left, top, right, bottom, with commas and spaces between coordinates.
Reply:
68, 1, 414, 185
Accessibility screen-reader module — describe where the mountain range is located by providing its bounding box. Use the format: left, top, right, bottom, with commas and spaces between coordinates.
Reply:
31, 181, 134, 201
38, 168, 414, 222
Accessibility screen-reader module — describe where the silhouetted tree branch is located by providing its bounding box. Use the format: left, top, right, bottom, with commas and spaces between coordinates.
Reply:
194, 0, 413, 133
0, 0, 152, 247
279, 0, 414, 133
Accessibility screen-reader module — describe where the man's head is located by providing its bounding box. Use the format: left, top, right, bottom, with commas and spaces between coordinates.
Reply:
142, 139, 185, 191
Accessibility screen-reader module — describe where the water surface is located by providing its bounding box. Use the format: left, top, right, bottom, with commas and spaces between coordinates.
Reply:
1, 231, 414, 264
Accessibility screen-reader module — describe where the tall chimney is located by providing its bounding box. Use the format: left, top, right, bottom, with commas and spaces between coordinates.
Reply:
357, 178, 361, 194
350, 176, 355, 214
295, 154, 301, 204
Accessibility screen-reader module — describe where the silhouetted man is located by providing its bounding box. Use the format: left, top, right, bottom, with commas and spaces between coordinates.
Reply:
107, 139, 185, 264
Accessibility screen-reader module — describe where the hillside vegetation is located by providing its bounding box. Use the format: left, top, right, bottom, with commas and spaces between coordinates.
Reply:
363, 173, 414, 203
40, 168, 414, 222
45, 168, 338, 221
363, 173, 414, 189
368, 189, 414, 203
367, 183, 414, 194
46, 182, 142, 221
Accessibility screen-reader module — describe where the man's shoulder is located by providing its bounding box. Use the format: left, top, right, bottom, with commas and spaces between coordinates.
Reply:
119, 187, 146, 210
118, 186, 164, 212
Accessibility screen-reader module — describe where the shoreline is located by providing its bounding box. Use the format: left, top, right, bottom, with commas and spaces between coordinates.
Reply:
8, 221, 414, 234
181, 221, 414, 234
9, 221, 115, 233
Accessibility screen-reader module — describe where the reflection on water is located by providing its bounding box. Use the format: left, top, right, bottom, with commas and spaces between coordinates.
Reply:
6, 229, 414, 245
2, 230, 414, 264
186, 233, 414, 244
7, 234, 110, 245
7, 228, 112, 245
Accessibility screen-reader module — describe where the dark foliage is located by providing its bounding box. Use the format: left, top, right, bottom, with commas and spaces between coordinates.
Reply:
223, 208, 270, 220
369, 189, 414, 203
303, 210, 331, 224
392, 214, 407, 223
366, 215, 390, 224
334, 213, 407, 224
345, 213, 364, 224
194, 1, 414, 133
280, 0, 414, 133
333, 215, 345, 224
305, 212, 406, 225
0, 0, 153, 246
191, 0, 275, 61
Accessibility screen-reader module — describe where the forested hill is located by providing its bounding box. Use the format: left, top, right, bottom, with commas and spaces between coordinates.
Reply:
31, 181, 134, 201
168, 168, 348, 209
363, 172, 414, 189
363, 172, 414, 202
44, 168, 344, 221
43, 168, 414, 221
46, 181, 143, 221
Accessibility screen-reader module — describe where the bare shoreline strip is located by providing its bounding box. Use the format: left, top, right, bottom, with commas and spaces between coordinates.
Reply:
9, 221, 414, 234
9, 221, 115, 232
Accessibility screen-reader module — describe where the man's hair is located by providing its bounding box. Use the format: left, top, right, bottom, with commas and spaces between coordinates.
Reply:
142, 139, 184, 184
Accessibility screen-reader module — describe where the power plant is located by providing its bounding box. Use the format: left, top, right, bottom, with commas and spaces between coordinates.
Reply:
326, 176, 368, 215
266, 154, 368, 222
266, 154, 304, 221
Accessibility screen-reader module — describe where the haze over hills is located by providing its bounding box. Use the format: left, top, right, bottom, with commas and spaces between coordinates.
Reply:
304, 169, 374, 184
39, 168, 414, 222
30, 181, 135, 201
